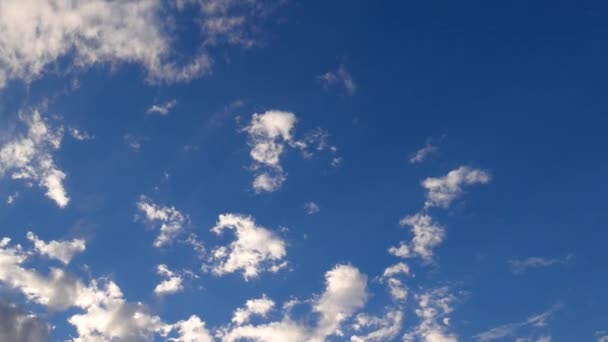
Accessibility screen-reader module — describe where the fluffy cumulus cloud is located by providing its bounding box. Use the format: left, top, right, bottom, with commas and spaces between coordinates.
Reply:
232, 295, 275, 326
318, 63, 357, 95
350, 310, 403, 342
422, 166, 491, 208
154, 264, 184, 296
163, 315, 214, 342
0, 0, 213, 87
0, 236, 211, 341
208, 213, 287, 280
27, 232, 86, 264
220, 264, 368, 342
404, 287, 458, 342
136, 195, 188, 247
0, 110, 70, 207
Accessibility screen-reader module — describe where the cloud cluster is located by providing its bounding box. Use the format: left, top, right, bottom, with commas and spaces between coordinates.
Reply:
0, 110, 69, 207
245, 110, 300, 193
403, 287, 458, 342
208, 213, 287, 280
0, 236, 211, 341
220, 264, 368, 342
136, 196, 188, 247
244, 111, 338, 192
0, 0, 218, 88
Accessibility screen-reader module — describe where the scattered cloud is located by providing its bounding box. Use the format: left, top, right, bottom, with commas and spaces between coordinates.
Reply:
304, 201, 320, 215
404, 287, 458, 342
0, 110, 69, 207
351, 309, 403, 342
393, 213, 446, 263
508, 254, 573, 274
136, 196, 188, 247
474, 304, 562, 341
124, 134, 147, 151
6, 191, 19, 205
207, 213, 287, 280
68, 127, 94, 141
154, 264, 184, 296
410, 143, 438, 164
381, 263, 411, 301
319, 63, 357, 95
27, 232, 86, 264
422, 166, 491, 208
147, 99, 178, 116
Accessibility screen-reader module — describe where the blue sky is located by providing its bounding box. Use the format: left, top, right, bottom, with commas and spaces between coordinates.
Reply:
0, 1, 606, 341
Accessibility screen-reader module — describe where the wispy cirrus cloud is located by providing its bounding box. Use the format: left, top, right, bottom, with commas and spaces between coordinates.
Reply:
474, 304, 562, 341
508, 254, 573, 274
318, 63, 357, 95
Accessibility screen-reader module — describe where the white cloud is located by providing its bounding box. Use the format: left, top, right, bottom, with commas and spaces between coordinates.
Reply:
396, 213, 445, 263
312, 264, 368, 340
404, 287, 458, 342
0, 110, 69, 208
319, 64, 357, 95
380, 263, 411, 301
410, 144, 438, 164
253, 172, 286, 193
26, 232, 85, 264
163, 315, 214, 342
6, 191, 19, 205
208, 213, 287, 280
473, 304, 561, 341
221, 264, 368, 342
232, 295, 275, 326
154, 264, 184, 296
0, 0, 213, 88
508, 255, 573, 274
147, 99, 178, 116
68, 127, 94, 141
245, 110, 298, 193
350, 310, 403, 342
136, 196, 188, 247
422, 166, 491, 208
124, 134, 147, 151
304, 202, 320, 215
